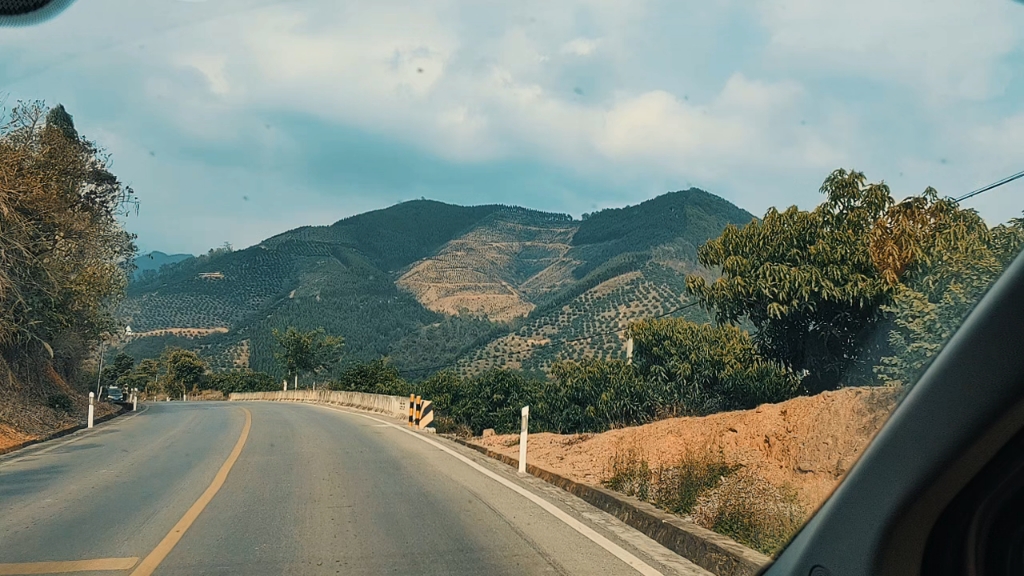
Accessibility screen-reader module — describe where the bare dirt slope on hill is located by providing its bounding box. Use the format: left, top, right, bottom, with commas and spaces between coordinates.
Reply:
474, 386, 902, 511
398, 213, 578, 322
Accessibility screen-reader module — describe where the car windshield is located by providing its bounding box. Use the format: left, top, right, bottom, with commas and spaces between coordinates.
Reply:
1, 1, 1023, 574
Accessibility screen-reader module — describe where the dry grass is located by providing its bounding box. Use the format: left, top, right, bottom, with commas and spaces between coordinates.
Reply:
692, 469, 806, 556
603, 447, 805, 556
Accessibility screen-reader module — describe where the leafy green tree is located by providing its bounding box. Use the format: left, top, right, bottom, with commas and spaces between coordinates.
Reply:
687, 169, 900, 393
128, 358, 161, 395
873, 201, 1024, 385
459, 369, 542, 435
103, 352, 135, 388
272, 327, 344, 389
208, 370, 278, 394
330, 358, 407, 395
162, 348, 207, 394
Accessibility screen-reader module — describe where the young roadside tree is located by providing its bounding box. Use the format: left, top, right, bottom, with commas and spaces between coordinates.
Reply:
119, 357, 160, 396
272, 327, 344, 389
162, 348, 207, 395
103, 352, 135, 389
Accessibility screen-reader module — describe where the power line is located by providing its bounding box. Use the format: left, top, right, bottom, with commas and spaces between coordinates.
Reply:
396, 299, 703, 377
955, 169, 1024, 203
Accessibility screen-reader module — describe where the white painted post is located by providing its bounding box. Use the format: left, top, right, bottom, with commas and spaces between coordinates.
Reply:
518, 406, 529, 474
294, 374, 298, 391
283, 379, 288, 391
626, 337, 634, 365
133, 393, 138, 411
88, 392, 95, 428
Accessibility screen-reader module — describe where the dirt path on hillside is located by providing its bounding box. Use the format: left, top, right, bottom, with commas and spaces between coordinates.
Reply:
474, 386, 902, 511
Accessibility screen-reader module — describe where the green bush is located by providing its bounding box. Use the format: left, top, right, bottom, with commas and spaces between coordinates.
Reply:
330, 358, 409, 396
542, 359, 653, 433
47, 393, 75, 415
629, 318, 800, 416
207, 370, 278, 394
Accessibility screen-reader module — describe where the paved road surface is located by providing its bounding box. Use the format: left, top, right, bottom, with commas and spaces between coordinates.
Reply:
0, 402, 709, 575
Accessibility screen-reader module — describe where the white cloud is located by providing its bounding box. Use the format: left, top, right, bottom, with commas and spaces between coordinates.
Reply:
4, 0, 1024, 251
758, 0, 1023, 104
561, 37, 600, 56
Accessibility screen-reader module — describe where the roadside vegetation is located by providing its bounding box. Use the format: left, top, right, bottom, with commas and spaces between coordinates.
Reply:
604, 447, 803, 556
0, 100, 138, 438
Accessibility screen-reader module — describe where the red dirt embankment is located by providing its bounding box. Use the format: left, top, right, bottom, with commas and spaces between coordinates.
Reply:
0, 361, 119, 453
474, 386, 902, 511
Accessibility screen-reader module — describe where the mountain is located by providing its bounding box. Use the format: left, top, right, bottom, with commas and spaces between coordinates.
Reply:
117, 190, 755, 379
132, 251, 193, 281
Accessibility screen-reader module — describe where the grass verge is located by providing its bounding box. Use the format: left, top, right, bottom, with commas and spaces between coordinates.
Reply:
604, 448, 805, 556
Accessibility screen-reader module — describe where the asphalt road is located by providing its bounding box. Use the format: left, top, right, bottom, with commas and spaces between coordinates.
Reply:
0, 401, 710, 576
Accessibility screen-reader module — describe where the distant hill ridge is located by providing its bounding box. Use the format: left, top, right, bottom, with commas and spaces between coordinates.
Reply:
119, 190, 755, 378
132, 251, 193, 280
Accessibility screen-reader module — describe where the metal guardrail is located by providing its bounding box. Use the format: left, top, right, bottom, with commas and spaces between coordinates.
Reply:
228, 390, 433, 428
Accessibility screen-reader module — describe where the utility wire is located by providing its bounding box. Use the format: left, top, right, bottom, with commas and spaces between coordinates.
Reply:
955, 169, 1024, 203
396, 299, 703, 377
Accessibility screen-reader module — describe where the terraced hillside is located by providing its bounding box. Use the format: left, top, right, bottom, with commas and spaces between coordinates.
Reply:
454, 260, 714, 376
117, 190, 754, 379
398, 209, 577, 322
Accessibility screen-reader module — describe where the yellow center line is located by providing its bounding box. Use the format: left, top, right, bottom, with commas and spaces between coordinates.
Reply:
0, 558, 139, 575
130, 407, 252, 576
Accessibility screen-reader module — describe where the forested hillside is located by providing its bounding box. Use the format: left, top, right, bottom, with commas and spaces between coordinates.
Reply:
117, 191, 754, 378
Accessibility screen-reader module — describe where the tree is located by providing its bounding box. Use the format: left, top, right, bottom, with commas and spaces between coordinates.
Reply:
272, 327, 344, 389
207, 370, 278, 394
686, 169, 900, 393
162, 348, 207, 394
103, 352, 135, 388
330, 358, 408, 395
0, 100, 137, 363
132, 358, 161, 395
873, 202, 1024, 386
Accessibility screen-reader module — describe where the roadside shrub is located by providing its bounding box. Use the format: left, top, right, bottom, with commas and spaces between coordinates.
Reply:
604, 447, 653, 501
332, 358, 409, 396
543, 359, 654, 433
47, 393, 75, 415
629, 318, 800, 416
208, 370, 278, 394
432, 415, 473, 438
604, 448, 743, 518
653, 451, 742, 517
692, 469, 806, 556
458, 369, 541, 434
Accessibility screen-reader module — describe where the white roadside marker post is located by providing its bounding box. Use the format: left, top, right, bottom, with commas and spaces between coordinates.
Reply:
88, 392, 95, 429
133, 391, 138, 411
519, 406, 529, 474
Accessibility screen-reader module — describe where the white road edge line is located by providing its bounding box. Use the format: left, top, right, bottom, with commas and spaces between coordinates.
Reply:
1, 404, 151, 465
317, 404, 664, 576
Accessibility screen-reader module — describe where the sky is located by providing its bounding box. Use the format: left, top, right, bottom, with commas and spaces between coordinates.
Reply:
1, 0, 1023, 255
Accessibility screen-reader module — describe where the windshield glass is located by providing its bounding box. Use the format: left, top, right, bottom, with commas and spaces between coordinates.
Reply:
1, 1, 1023, 573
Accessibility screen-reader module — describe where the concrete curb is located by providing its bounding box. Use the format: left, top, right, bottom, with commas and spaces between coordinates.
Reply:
0, 405, 128, 456
452, 438, 772, 576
